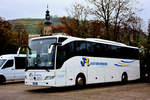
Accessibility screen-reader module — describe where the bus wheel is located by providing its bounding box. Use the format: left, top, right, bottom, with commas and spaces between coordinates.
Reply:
0, 75, 6, 84
76, 74, 86, 88
121, 73, 128, 84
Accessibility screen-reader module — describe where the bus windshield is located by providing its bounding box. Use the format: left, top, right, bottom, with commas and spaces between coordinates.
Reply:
0, 59, 6, 67
27, 38, 57, 69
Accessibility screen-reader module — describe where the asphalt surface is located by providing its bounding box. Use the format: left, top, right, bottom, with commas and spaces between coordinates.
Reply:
0, 81, 150, 100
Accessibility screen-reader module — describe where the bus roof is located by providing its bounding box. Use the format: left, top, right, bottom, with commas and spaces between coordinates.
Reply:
29, 34, 139, 49
86, 38, 138, 49
86, 38, 127, 46
29, 34, 70, 41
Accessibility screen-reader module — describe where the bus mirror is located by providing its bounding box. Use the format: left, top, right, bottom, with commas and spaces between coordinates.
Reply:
48, 45, 54, 54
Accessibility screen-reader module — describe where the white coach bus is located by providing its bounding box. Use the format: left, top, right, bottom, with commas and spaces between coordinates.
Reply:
25, 34, 140, 87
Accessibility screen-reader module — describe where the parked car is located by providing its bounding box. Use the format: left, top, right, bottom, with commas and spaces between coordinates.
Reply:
0, 54, 26, 84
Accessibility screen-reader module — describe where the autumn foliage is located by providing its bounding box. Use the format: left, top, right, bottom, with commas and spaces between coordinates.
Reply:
0, 17, 28, 55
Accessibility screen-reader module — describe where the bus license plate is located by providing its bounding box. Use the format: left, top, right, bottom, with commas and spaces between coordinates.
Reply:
33, 82, 38, 86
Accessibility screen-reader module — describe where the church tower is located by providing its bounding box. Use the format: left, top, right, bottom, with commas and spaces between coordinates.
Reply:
42, 5, 53, 36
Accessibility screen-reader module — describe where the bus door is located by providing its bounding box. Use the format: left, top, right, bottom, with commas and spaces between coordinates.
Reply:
55, 69, 66, 86
55, 46, 66, 86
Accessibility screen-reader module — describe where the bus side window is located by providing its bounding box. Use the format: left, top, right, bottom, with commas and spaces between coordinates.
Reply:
87, 42, 96, 57
2, 60, 14, 69
75, 41, 87, 56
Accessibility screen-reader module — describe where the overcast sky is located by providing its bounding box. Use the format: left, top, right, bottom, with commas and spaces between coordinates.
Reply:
0, 0, 84, 19
0, 0, 149, 30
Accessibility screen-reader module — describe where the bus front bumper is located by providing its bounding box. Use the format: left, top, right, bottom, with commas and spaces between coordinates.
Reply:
25, 80, 56, 87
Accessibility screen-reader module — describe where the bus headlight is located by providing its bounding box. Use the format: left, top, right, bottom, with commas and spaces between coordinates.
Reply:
44, 76, 55, 80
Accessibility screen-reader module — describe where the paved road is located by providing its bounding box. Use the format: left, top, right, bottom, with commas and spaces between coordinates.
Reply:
0, 81, 150, 100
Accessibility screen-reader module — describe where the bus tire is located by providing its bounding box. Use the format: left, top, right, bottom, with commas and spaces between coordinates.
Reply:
121, 73, 128, 84
75, 74, 86, 88
0, 75, 6, 84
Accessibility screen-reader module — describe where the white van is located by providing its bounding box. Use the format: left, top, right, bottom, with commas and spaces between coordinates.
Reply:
0, 54, 26, 84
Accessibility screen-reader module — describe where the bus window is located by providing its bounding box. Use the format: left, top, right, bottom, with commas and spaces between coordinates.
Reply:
56, 42, 75, 69
75, 41, 87, 56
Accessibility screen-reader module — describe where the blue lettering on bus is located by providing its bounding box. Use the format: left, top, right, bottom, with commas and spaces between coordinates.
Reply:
81, 57, 108, 66
90, 62, 108, 66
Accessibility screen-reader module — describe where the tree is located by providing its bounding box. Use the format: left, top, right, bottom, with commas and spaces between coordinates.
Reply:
0, 17, 12, 51
13, 23, 28, 46
36, 22, 44, 35
113, 0, 135, 41
148, 20, 150, 40
142, 19, 150, 82
62, 3, 90, 37
86, 0, 136, 40
0, 17, 12, 49
88, 20, 105, 38
87, 0, 116, 39
60, 17, 78, 36
145, 20, 150, 48
0, 17, 19, 54
121, 15, 144, 46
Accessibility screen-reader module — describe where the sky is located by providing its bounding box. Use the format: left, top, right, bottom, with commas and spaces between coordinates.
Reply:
0, 0, 149, 31
0, 0, 85, 20
136, 0, 150, 31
